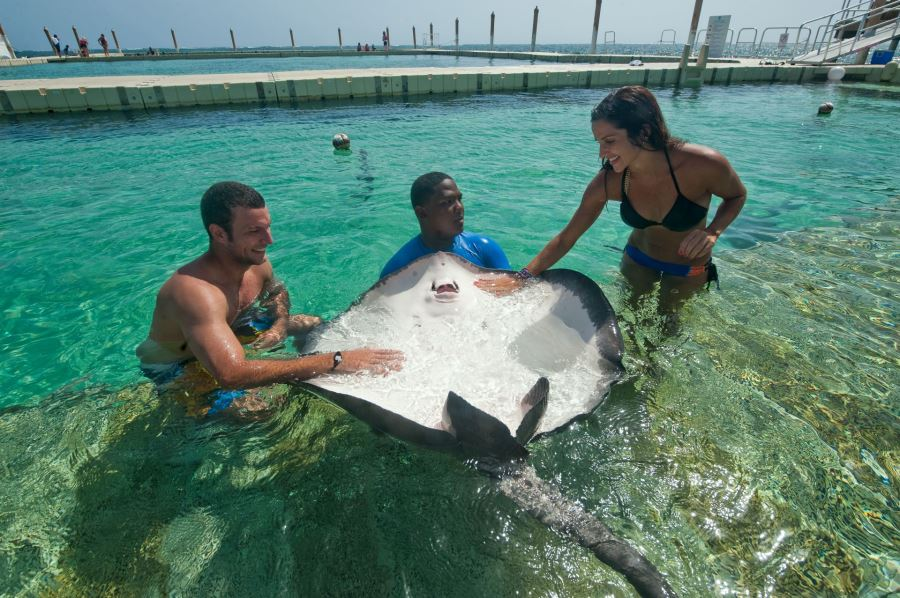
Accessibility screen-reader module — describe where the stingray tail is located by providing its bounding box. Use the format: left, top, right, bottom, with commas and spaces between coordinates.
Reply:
495, 463, 678, 598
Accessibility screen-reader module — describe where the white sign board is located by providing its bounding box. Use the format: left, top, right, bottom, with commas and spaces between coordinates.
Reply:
704, 15, 731, 58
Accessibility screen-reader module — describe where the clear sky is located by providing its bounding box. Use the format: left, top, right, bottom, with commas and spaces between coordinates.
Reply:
6, 0, 847, 51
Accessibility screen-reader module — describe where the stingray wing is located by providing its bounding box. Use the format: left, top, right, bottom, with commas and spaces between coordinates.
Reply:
515, 377, 549, 444
540, 268, 624, 374
299, 383, 460, 451
530, 268, 625, 436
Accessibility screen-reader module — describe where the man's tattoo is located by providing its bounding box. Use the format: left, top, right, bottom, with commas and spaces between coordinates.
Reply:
260, 278, 291, 313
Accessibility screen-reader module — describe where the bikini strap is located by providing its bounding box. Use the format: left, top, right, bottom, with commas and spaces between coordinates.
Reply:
662, 146, 684, 197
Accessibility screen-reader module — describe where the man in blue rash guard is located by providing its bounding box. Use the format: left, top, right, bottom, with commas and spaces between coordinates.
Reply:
380, 172, 511, 279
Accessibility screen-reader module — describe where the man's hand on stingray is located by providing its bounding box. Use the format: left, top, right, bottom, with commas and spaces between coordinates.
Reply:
474, 272, 525, 297
339, 348, 405, 376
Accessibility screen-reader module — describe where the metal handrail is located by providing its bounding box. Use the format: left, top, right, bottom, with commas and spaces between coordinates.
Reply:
795, 0, 900, 62
659, 29, 677, 44
735, 27, 758, 50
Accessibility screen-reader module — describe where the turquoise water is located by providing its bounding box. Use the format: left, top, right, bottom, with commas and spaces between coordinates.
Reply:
1, 83, 898, 594
0, 53, 529, 81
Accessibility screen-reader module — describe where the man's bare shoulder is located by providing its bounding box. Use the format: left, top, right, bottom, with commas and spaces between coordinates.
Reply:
158, 260, 225, 316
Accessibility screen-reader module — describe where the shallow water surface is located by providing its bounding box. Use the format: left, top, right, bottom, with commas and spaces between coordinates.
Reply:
0, 83, 897, 595
0, 53, 530, 81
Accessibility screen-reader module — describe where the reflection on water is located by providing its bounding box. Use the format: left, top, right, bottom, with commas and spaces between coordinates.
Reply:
1, 202, 897, 595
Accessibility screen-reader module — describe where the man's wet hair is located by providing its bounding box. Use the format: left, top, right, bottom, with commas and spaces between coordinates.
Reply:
410, 172, 453, 208
200, 181, 266, 238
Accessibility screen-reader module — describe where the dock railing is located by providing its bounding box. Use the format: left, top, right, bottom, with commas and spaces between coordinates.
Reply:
793, 0, 900, 63
659, 29, 677, 44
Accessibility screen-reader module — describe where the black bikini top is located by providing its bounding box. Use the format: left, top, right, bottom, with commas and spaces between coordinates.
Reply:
619, 147, 708, 232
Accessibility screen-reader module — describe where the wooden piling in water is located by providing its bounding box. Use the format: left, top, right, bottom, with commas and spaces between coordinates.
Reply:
697, 43, 709, 68
429, 23, 433, 47
455, 18, 459, 51
171, 29, 179, 52
531, 6, 539, 52
679, 0, 703, 68
111, 29, 121, 52
412, 26, 417, 48
490, 12, 495, 51
0, 23, 16, 59
590, 0, 603, 54
290, 28, 295, 47
230, 28, 236, 50
338, 28, 343, 50
43, 27, 60, 57
686, 0, 704, 47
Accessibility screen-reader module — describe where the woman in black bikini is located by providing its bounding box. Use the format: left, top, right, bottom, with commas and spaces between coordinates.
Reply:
483, 85, 746, 311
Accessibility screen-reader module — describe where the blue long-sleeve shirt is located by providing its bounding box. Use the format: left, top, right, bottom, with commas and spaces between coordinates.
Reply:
380, 231, 511, 279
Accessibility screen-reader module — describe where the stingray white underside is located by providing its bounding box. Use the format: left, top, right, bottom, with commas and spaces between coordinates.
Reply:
304, 253, 617, 436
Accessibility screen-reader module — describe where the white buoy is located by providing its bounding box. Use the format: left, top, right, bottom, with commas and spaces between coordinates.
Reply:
332, 132, 351, 150
817, 102, 834, 115
827, 66, 846, 82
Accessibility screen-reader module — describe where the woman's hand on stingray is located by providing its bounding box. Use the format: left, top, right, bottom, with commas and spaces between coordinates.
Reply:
474, 272, 525, 297
678, 228, 719, 260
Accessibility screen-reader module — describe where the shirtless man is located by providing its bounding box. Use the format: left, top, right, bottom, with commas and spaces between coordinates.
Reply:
137, 181, 403, 415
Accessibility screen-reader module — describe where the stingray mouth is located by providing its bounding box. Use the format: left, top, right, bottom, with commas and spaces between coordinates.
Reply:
431, 280, 460, 301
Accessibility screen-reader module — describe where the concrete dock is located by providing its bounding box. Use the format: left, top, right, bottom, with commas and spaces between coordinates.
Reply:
1, 52, 897, 116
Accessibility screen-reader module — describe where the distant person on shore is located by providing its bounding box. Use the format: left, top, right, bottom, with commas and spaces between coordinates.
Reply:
98, 33, 109, 56
477, 86, 747, 312
382, 30, 388, 50
78, 37, 89, 57
381, 172, 510, 278
137, 181, 404, 417
364, 43, 369, 52
62, 44, 70, 56
357, 42, 362, 52
51, 33, 61, 57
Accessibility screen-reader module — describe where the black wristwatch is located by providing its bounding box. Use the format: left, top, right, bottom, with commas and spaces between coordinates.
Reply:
331, 351, 343, 370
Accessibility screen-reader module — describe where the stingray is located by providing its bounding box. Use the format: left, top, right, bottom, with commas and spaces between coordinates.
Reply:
300, 253, 676, 597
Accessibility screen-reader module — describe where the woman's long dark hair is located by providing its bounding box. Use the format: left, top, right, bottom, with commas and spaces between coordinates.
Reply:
591, 86, 683, 170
